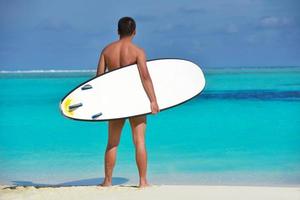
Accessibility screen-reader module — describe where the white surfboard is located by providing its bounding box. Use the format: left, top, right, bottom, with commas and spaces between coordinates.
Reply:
60, 58, 205, 121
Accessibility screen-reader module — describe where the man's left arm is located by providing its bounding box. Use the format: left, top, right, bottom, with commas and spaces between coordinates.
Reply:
96, 51, 106, 76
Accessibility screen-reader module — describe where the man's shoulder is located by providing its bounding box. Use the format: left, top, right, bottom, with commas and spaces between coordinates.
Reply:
102, 41, 118, 52
132, 44, 145, 56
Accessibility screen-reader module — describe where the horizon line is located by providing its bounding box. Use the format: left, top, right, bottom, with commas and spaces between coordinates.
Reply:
1, 65, 300, 74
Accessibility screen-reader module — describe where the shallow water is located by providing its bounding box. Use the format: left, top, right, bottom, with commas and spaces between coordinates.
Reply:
0, 67, 299, 186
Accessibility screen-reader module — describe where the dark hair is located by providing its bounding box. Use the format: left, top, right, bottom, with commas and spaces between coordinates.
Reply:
118, 17, 136, 37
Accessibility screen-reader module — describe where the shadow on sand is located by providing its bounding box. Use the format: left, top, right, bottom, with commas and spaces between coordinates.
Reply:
5, 177, 130, 189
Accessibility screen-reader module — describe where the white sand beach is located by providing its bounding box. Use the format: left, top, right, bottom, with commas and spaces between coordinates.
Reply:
0, 185, 299, 200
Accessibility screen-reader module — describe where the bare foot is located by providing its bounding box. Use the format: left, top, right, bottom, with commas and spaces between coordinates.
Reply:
138, 179, 150, 188
98, 179, 112, 187
98, 183, 111, 187
138, 183, 150, 188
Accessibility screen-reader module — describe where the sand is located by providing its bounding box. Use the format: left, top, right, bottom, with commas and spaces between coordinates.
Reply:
0, 185, 299, 200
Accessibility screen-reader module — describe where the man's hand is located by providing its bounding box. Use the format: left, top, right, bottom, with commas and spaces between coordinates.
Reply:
150, 101, 160, 114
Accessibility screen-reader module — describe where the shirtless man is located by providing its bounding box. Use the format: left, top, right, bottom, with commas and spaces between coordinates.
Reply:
96, 17, 160, 187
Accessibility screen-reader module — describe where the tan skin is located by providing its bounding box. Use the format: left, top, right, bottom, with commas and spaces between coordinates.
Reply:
96, 30, 160, 187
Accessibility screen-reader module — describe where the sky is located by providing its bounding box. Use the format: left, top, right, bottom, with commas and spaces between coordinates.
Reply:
0, 0, 299, 70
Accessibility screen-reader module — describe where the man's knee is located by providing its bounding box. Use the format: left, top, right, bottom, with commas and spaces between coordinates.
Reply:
133, 135, 145, 148
107, 140, 120, 150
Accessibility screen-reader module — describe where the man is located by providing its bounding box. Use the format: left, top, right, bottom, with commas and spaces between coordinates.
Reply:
96, 17, 160, 187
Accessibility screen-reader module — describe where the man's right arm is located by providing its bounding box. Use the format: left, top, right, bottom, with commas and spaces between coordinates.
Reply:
136, 49, 160, 114
96, 50, 106, 76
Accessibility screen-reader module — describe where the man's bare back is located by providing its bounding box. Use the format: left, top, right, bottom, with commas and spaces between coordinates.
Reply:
101, 39, 142, 71
96, 17, 159, 188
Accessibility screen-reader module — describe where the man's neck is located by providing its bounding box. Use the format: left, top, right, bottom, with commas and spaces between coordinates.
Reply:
119, 35, 133, 42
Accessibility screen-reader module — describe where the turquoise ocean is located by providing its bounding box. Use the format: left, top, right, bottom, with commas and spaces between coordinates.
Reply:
0, 66, 300, 186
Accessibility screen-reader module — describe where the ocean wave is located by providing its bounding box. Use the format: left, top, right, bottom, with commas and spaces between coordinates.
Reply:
0, 69, 96, 74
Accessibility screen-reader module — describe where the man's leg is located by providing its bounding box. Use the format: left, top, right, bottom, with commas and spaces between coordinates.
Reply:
129, 115, 149, 187
100, 118, 126, 186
